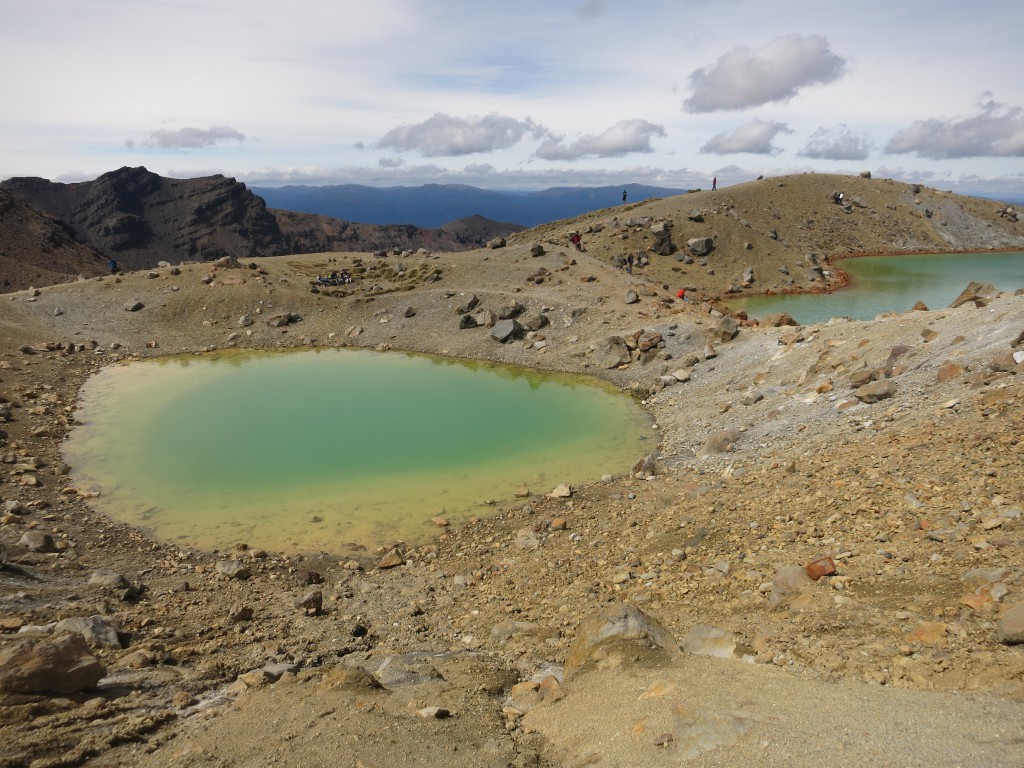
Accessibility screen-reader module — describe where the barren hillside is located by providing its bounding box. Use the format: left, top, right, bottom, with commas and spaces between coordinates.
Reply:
0, 173, 1023, 768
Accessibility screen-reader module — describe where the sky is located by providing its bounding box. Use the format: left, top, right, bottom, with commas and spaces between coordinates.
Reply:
2, 0, 1024, 199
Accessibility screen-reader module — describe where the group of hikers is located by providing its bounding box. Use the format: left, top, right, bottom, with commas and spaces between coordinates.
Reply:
316, 270, 353, 286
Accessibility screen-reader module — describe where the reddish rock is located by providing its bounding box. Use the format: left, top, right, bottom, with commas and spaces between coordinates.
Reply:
906, 621, 948, 646
805, 556, 837, 581
539, 675, 563, 702
936, 360, 963, 383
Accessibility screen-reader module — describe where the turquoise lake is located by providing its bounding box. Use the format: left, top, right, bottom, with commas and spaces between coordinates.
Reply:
725, 250, 1024, 325
63, 348, 653, 555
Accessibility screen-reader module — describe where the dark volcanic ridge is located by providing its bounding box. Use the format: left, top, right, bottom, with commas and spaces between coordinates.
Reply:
0, 167, 521, 288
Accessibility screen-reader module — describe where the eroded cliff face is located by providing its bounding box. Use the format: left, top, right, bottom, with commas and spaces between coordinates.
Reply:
0, 187, 107, 291
1, 168, 517, 279
3, 167, 284, 269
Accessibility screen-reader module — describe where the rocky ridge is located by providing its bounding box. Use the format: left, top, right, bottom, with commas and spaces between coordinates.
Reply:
0, 173, 1022, 767
0, 188, 107, 292
0, 167, 523, 279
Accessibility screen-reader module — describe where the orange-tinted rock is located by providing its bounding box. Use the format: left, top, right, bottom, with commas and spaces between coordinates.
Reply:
805, 556, 837, 581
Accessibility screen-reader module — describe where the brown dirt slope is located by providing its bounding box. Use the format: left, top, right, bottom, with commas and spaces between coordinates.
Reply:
519, 173, 1023, 300
0, 172, 1023, 768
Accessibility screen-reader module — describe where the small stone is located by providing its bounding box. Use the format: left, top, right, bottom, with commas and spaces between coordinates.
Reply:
547, 483, 573, 498
377, 549, 405, 569
416, 706, 450, 719
228, 604, 254, 622
294, 590, 323, 616
215, 560, 251, 580
89, 568, 128, 589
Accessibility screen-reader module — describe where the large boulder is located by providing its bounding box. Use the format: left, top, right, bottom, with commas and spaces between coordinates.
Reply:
0, 635, 106, 694
855, 379, 897, 403
650, 223, 674, 255
53, 616, 123, 649
758, 312, 798, 328
490, 319, 522, 343
519, 312, 549, 332
592, 336, 631, 369
950, 281, 1001, 308
457, 294, 479, 314
998, 602, 1024, 644
711, 316, 739, 343
18, 530, 57, 553
564, 603, 677, 678
686, 237, 714, 257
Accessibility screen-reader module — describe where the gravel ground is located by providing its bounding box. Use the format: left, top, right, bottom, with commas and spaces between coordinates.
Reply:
2, 175, 1024, 767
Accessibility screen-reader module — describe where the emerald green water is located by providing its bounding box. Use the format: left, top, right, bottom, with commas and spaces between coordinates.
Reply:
64, 348, 653, 555
727, 250, 1024, 325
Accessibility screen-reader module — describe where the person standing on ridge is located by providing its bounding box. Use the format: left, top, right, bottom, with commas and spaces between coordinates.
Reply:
712, 177, 717, 191
622, 189, 627, 203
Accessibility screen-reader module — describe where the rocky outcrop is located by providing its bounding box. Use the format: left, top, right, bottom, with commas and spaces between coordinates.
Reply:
0, 187, 107, 291
0, 635, 106, 694
564, 603, 678, 677
1, 167, 497, 276
3, 167, 283, 269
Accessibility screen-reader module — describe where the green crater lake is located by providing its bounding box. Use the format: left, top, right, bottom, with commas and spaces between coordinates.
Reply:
726, 250, 1024, 325
64, 348, 653, 555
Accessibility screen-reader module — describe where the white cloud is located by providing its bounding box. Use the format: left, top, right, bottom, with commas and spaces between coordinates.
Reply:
800, 125, 873, 161
885, 98, 1024, 159
377, 113, 549, 157
534, 120, 666, 161
2, 1, 1023, 199
685, 35, 847, 113
130, 126, 246, 150
701, 119, 792, 155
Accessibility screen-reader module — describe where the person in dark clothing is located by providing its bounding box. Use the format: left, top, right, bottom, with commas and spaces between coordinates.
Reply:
107, 258, 118, 274
622, 189, 627, 203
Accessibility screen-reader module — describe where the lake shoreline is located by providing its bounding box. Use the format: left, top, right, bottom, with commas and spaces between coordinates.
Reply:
721, 247, 1024, 322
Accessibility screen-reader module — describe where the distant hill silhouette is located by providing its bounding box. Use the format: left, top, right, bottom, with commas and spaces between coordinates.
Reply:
1, 168, 522, 282
252, 183, 689, 228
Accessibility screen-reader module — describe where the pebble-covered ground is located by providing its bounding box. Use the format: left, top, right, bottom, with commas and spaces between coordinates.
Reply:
2, 175, 1024, 767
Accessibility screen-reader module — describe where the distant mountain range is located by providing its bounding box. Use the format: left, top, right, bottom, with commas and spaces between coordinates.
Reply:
253, 183, 690, 228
